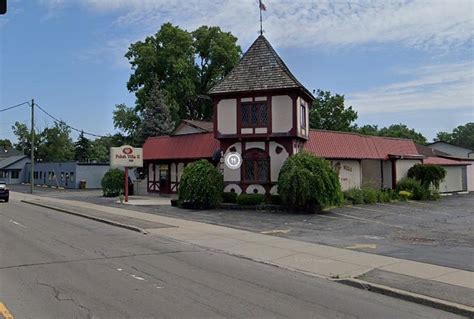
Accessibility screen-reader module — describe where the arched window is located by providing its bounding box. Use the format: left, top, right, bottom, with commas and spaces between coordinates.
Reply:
243, 148, 269, 183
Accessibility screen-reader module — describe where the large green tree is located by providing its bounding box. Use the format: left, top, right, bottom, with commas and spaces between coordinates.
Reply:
436, 123, 474, 149
12, 122, 39, 156
309, 90, 358, 131
74, 131, 92, 162
355, 123, 427, 145
138, 81, 175, 142
89, 134, 130, 163
0, 139, 12, 148
378, 124, 427, 145
116, 22, 241, 139
37, 122, 75, 162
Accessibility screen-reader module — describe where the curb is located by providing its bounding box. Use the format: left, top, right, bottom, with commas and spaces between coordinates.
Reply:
21, 200, 148, 235
337, 278, 474, 318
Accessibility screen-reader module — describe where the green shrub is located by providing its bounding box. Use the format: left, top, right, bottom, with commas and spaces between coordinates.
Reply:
377, 189, 392, 203
407, 164, 446, 190
101, 168, 124, 197
361, 188, 379, 204
178, 160, 224, 209
222, 192, 238, 203
396, 177, 429, 200
399, 190, 412, 201
278, 152, 343, 212
344, 188, 364, 205
268, 194, 282, 205
237, 193, 265, 206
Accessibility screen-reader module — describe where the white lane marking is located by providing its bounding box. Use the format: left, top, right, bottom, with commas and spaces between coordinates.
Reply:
116, 268, 123, 271
345, 244, 377, 249
156, 286, 163, 289
9, 219, 26, 228
130, 275, 145, 281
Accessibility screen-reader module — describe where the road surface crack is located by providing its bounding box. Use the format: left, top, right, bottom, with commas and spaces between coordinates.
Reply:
35, 279, 93, 318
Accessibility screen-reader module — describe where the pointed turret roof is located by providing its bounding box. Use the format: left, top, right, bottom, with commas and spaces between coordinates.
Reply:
209, 35, 313, 99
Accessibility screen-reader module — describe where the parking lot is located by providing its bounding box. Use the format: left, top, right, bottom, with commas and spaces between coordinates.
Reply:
9, 185, 474, 271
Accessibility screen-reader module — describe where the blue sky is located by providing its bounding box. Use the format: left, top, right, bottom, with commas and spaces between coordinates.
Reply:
0, 0, 473, 143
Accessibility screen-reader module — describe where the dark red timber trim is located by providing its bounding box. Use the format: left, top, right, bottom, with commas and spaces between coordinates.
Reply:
391, 159, 397, 189
213, 98, 219, 138
380, 160, 384, 188
240, 141, 246, 186
236, 97, 242, 135
267, 95, 272, 134
209, 87, 314, 104
265, 141, 270, 187
273, 138, 293, 155
291, 94, 297, 136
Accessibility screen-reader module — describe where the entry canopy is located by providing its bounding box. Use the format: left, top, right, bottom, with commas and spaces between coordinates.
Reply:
110, 145, 143, 168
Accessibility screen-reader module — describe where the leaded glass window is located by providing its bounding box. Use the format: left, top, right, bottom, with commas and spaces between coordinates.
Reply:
241, 102, 268, 127
243, 149, 269, 183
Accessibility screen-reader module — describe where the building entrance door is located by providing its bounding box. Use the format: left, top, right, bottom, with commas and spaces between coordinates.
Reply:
159, 165, 170, 193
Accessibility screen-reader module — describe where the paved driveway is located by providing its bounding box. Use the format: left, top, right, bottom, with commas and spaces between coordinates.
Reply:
9, 185, 474, 271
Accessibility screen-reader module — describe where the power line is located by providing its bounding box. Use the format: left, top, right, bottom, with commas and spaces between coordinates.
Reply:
35, 102, 106, 138
0, 101, 30, 113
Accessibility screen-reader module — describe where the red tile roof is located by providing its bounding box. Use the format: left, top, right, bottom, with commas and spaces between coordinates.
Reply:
143, 133, 220, 160
304, 130, 420, 160
424, 156, 471, 166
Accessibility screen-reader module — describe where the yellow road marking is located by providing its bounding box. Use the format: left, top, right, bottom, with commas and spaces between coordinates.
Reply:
0, 302, 14, 319
345, 244, 377, 249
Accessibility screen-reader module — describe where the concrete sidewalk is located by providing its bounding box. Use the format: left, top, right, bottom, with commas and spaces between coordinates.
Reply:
12, 191, 474, 315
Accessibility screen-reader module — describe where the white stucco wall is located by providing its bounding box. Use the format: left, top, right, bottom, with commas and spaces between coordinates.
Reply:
245, 184, 266, 194
217, 99, 237, 134
245, 142, 265, 151
439, 166, 465, 193
223, 142, 242, 182
382, 161, 393, 188
396, 159, 422, 182
332, 160, 361, 191
297, 98, 309, 137
467, 164, 474, 192
224, 183, 242, 194
271, 95, 292, 133
270, 142, 289, 182
361, 160, 382, 188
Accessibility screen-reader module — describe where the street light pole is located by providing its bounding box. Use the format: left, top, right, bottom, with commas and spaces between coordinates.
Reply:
30, 99, 35, 194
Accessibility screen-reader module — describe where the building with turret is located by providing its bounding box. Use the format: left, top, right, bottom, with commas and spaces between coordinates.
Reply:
142, 35, 470, 195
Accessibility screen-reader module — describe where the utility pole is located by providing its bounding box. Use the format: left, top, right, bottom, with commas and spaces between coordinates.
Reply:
30, 99, 35, 194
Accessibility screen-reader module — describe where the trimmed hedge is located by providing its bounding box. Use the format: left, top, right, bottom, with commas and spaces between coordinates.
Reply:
278, 152, 343, 212
237, 193, 265, 206
267, 194, 282, 205
344, 188, 396, 205
222, 192, 238, 203
178, 160, 224, 209
101, 168, 124, 197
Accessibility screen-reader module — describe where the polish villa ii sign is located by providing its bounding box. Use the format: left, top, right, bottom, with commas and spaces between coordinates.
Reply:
110, 145, 143, 168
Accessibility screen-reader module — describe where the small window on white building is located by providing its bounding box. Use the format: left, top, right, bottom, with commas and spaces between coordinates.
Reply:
300, 104, 306, 129
11, 171, 19, 179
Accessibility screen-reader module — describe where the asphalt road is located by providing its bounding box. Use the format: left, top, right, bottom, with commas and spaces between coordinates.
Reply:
8, 185, 474, 271
0, 200, 462, 319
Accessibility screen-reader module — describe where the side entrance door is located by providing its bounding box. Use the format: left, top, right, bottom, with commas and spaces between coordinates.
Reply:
159, 164, 170, 194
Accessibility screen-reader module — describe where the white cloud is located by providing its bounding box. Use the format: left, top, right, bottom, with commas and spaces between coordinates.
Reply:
38, 0, 474, 51
346, 61, 474, 115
